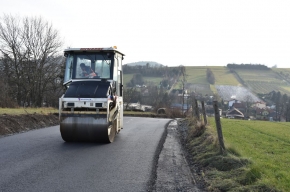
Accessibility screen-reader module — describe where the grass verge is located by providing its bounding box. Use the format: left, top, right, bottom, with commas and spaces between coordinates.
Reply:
182, 117, 282, 191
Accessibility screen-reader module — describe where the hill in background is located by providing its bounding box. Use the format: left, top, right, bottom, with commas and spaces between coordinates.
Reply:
124, 61, 164, 67
123, 63, 290, 103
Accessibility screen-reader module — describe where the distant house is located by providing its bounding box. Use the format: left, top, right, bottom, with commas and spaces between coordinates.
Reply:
232, 102, 246, 113
252, 101, 266, 109
228, 99, 241, 108
256, 108, 276, 120
226, 107, 244, 119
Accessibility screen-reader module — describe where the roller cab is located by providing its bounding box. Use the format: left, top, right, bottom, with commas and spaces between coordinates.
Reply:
59, 47, 124, 143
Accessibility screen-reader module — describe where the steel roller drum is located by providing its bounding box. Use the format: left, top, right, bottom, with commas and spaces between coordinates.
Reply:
60, 114, 115, 143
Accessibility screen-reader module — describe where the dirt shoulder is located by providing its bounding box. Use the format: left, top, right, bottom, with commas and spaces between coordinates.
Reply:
0, 113, 59, 137
153, 119, 206, 192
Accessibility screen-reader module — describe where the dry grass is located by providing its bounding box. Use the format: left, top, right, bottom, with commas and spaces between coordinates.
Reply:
0, 107, 58, 115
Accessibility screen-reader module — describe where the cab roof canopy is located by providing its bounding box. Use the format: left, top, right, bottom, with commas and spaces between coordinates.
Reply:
64, 46, 125, 56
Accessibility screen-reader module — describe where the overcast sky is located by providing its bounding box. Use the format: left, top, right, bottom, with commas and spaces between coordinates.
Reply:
1, 0, 290, 68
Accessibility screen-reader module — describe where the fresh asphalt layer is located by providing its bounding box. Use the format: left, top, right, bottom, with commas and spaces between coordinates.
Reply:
0, 117, 170, 192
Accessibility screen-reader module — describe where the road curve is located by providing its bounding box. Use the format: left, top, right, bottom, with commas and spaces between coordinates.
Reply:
0, 117, 171, 192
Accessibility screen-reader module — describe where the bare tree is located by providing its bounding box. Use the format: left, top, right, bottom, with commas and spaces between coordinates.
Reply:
0, 14, 63, 107
0, 15, 24, 106
206, 68, 215, 84
123, 87, 140, 110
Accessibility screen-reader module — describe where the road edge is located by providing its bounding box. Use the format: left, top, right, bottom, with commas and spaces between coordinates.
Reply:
146, 119, 172, 191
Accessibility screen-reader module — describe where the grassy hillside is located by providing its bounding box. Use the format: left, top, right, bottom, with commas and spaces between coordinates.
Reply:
209, 117, 290, 191
123, 64, 290, 98
173, 66, 240, 95
180, 66, 240, 86
210, 66, 240, 86
235, 69, 281, 83
184, 67, 208, 84
233, 68, 290, 95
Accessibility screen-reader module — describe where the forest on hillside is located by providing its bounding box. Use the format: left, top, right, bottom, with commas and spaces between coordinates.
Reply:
227, 63, 269, 70
123, 64, 181, 77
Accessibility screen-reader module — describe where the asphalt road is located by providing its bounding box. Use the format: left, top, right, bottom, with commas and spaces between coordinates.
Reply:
0, 117, 171, 192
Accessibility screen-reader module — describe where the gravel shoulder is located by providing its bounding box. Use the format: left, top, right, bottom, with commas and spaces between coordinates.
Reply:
153, 119, 205, 192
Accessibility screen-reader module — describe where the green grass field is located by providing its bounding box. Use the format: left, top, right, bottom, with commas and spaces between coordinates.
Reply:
185, 67, 209, 84
211, 67, 240, 86
208, 117, 290, 191
186, 66, 240, 95
185, 66, 239, 85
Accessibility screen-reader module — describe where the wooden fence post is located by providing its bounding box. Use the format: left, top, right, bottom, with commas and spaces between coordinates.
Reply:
191, 96, 195, 118
194, 99, 200, 120
201, 100, 207, 125
213, 101, 226, 153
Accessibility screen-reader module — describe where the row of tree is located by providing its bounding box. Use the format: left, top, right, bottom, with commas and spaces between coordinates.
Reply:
123, 64, 181, 78
0, 14, 64, 107
227, 63, 269, 70
267, 91, 290, 122
126, 73, 144, 87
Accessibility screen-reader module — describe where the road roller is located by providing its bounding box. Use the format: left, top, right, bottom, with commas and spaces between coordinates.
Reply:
59, 46, 124, 143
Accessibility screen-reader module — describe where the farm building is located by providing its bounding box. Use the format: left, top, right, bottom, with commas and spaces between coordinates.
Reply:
255, 108, 276, 121
231, 102, 246, 113
226, 107, 244, 119
228, 99, 241, 108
